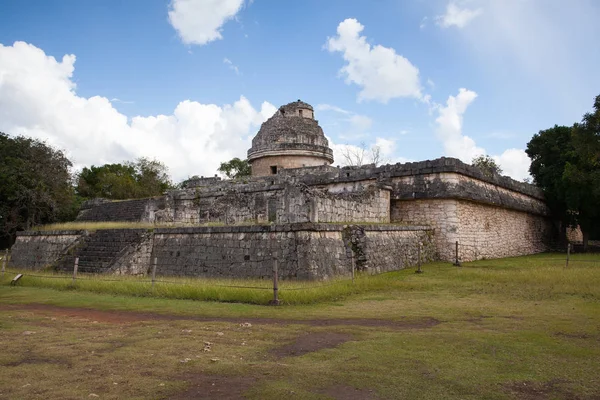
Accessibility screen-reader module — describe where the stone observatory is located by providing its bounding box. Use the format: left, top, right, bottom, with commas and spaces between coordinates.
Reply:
247, 100, 334, 176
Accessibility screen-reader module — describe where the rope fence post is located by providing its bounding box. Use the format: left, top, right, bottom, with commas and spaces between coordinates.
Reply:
72, 257, 79, 284
415, 242, 423, 274
1, 249, 7, 277
453, 241, 461, 267
271, 256, 280, 306
351, 251, 355, 283
152, 257, 157, 288
565, 243, 571, 268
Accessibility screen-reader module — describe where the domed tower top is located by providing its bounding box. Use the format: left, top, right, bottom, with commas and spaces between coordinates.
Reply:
247, 100, 334, 176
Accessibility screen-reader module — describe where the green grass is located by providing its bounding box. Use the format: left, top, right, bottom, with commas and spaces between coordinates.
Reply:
2, 267, 410, 305
4, 253, 599, 306
0, 253, 599, 399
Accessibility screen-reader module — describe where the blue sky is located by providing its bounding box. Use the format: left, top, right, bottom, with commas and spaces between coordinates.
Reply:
1, 0, 599, 181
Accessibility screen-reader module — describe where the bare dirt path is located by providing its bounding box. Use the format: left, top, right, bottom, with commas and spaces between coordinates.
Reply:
0, 303, 440, 329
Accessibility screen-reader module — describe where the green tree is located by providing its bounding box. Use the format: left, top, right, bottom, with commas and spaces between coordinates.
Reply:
0, 133, 77, 247
76, 158, 173, 200
562, 96, 600, 249
218, 157, 251, 179
526, 96, 600, 250
471, 155, 503, 177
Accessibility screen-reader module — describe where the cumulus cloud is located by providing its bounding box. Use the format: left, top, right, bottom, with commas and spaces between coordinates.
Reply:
0, 41, 276, 181
168, 0, 244, 46
436, 1, 482, 28
325, 18, 423, 103
434, 88, 530, 180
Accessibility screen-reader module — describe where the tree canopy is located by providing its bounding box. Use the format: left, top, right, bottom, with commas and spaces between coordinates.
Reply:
218, 158, 251, 179
0, 133, 78, 247
76, 158, 173, 200
471, 155, 503, 177
526, 95, 600, 249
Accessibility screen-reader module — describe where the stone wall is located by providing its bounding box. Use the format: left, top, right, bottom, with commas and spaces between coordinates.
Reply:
391, 198, 552, 261
152, 224, 432, 280
9, 224, 432, 280
9, 230, 86, 270
77, 197, 166, 222
251, 155, 331, 176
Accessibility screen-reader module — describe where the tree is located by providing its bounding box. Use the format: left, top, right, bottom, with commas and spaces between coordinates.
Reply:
562, 96, 600, 250
0, 133, 77, 247
76, 158, 173, 200
526, 95, 600, 250
218, 158, 251, 179
471, 155, 502, 177
340, 142, 385, 167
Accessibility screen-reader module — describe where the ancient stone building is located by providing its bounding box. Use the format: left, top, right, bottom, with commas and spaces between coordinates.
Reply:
247, 100, 334, 176
9, 100, 557, 280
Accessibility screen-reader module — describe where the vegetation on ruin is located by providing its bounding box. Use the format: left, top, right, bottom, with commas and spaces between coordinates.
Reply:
471, 154, 503, 177
527, 94, 600, 249
76, 158, 173, 200
218, 157, 252, 179
0, 253, 599, 399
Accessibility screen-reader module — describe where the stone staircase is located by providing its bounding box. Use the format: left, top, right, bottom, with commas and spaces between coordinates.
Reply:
58, 229, 149, 274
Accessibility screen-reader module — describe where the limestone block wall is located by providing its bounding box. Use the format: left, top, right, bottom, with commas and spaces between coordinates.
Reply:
9, 230, 87, 270
391, 199, 459, 260
76, 197, 165, 222
391, 198, 552, 261
455, 201, 552, 261
251, 155, 330, 176
152, 224, 432, 280
8, 224, 433, 280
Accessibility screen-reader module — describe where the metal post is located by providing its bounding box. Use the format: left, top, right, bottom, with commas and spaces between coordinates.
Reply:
416, 243, 423, 274
272, 258, 280, 306
72, 257, 79, 284
566, 243, 571, 268
1, 249, 7, 277
152, 257, 157, 288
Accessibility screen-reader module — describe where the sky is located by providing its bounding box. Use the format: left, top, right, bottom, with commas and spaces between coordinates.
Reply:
1, 0, 599, 182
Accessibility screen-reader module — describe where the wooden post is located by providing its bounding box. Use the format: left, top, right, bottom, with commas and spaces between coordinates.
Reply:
416, 243, 423, 274
72, 257, 79, 284
272, 258, 280, 306
566, 243, 571, 268
152, 257, 157, 288
1, 249, 7, 277
351, 251, 355, 283
453, 241, 461, 267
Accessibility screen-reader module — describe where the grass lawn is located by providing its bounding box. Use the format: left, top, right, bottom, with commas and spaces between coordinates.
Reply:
0, 253, 598, 399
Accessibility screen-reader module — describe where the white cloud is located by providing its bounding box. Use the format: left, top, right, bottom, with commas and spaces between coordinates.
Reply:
349, 114, 372, 131
168, 0, 244, 46
420, 16, 428, 30
316, 104, 351, 115
325, 18, 423, 103
493, 149, 530, 181
223, 57, 240, 75
436, 2, 482, 29
0, 41, 276, 181
434, 88, 530, 180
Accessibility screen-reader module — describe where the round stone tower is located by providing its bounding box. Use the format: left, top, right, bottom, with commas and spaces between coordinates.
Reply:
247, 100, 334, 176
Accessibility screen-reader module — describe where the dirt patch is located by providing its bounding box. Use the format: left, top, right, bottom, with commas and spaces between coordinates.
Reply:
0, 304, 439, 329
3, 356, 72, 368
271, 332, 353, 358
318, 384, 379, 400
169, 374, 255, 400
503, 379, 582, 400
555, 331, 594, 340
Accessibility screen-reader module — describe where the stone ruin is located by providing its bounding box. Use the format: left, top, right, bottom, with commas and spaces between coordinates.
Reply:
9, 100, 556, 279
